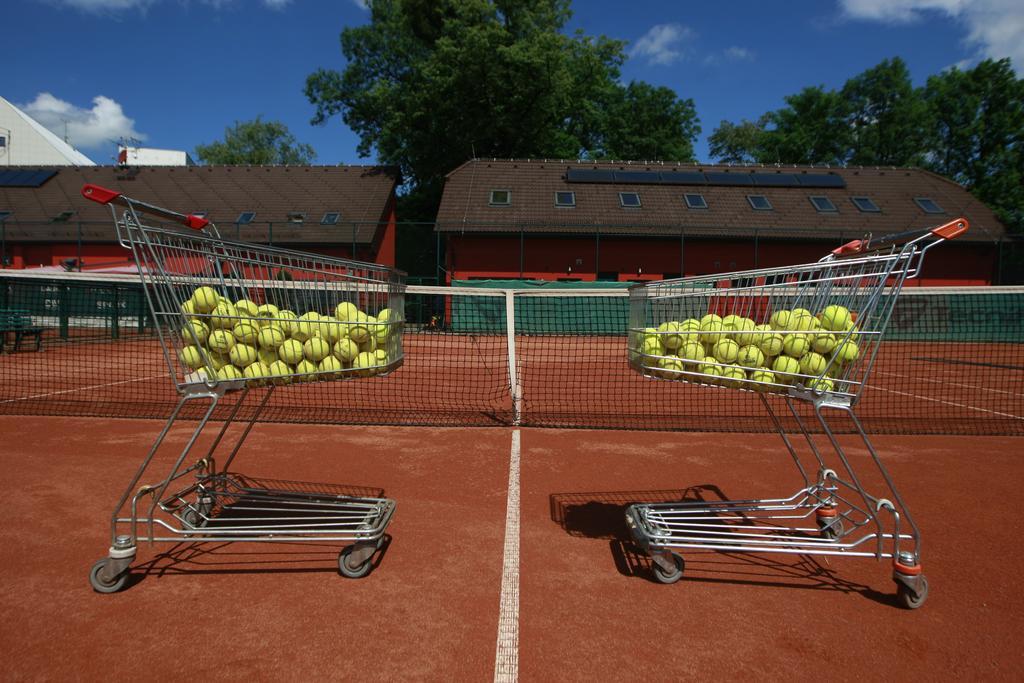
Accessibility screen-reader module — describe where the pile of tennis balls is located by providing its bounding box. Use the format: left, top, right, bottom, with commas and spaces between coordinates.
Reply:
177, 286, 400, 387
631, 304, 861, 395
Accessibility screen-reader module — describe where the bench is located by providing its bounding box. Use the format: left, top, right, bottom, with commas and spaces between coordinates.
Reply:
0, 309, 45, 353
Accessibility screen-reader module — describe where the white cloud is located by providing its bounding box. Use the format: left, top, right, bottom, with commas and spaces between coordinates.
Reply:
51, 0, 153, 10
19, 93, 147, 151
351, 0, 369, 9
629, 23, 695, 66
724, 46, 754, 61
263, 0, 291, 8
839, 0, 1024, 72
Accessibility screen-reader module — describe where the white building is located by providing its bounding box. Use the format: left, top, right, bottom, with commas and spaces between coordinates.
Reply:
117, 145, 193, 166
0, 95, 95, 166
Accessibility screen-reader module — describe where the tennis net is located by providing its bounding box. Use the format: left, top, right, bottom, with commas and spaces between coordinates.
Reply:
0, 271, 1021, 435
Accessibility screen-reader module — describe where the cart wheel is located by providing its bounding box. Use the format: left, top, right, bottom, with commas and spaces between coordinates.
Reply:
89, 559, 128, 594
897, 575, 929, 610
651, 553, 684, 585
338, 546, 374, 579
818, 517, 844, 540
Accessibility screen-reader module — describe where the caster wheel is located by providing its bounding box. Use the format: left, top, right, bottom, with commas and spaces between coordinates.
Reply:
182, 509, 202, 528
338, 545, 374, 579
89, 559, 128, 594
818, 517, 844, 540
651, 553, 684, 585
897, 575, 928, 609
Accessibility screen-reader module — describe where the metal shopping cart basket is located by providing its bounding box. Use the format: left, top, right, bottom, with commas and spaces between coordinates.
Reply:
624, 217, 968, 609
81, 184, 403, 593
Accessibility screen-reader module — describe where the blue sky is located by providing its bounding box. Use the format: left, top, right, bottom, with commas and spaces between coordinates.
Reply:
4, 0, 1021, 166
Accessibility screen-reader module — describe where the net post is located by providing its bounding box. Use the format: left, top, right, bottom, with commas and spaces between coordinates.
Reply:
505, 290, 521, 426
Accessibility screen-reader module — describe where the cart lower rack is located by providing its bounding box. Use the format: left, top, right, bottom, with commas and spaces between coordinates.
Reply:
82, 184, 405, 592
624, 218, 968, 609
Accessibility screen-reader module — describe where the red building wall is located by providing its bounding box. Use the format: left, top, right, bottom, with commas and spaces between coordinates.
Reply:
446, 234, 996, 286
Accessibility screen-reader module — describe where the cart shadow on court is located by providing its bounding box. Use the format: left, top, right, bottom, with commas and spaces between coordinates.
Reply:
549, 487, 895, 606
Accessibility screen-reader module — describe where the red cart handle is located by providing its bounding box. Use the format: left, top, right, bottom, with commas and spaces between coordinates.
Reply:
81, 183, 210, 230
833, 217, 968, 257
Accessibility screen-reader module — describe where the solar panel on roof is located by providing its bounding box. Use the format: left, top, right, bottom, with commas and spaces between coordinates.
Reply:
751, 173, 799, 187
0, 169, 58, 188
565, 168, 616, 183
797, 174, 846, 188
613, 170, 662, 184
703, 172, 753, 186
660, 171, 707, 185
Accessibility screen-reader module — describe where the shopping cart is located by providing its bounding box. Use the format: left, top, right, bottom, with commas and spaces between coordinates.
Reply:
81, 184, 404, 593
624, 217, 969, 609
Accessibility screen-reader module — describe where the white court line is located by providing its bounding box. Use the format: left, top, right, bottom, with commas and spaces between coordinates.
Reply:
874, 368, 1023, 397
0, 374, 166, 405
869, 385, 1024, 420
494, 428, 521, 683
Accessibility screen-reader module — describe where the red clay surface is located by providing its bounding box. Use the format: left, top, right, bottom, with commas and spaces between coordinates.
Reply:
1, 416, 1023, 680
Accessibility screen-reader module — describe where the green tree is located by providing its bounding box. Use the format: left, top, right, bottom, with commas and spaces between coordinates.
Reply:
841, 57, 930, 166
708, 118, 768, 164
924, 59, 1024, 232
306, 0, 699, 214
195, 117, 316, 165
763, 86, 850, 165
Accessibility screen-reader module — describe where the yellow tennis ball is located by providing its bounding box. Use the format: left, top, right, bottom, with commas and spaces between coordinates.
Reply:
233, 321, 260, 345
782, 334, 810, 358
769, 310, 791, 330
319, 317, 345, 343
295, 358, 319, 382
374, 311, 395, 344
678, 340, 704, 363
292, 312, 319, 342
820, 305, 851, 331
333, 338, 359, 363
235, 299, 260, 317
721, 365, 747, 389
758, 332, 784, 357
217, 364, 243, 382
335, 301, 359, 321
658, 321, 684, 351
657, 355, 684, 379
736, 345, 765, 369
179, 345, 205, 370
640, 334, 664, 358
303, 337, 331, 362
699, 317, 725, 344
256, 303, 280, 322
749, 369, 776, 392
834, 340, 860, 363
772, 355, 800, 383
732, 318, 757, 346
268, 360, 292, 385
698, 358, 721, 385
278, 338, 304, 364
257, 325, 286, 349
374, 348, 388, 366
319, 355, 343, 378
353, 351, 376, 377
358, 336, 377, 354
207, 352, 229, 371
809, 377, 834, 393
712, 338, 740, 363
208, 302, 238, 330
243, 361, 270, 386
207, 329, 235, 354
257, 347, 279, 368
276, 310, 299, 335
799, 352, 827, 377
229, 343, 257, 368
789, 311, 818, 332
812, 332, 837, 355
191, 286, 219, 314
183, 320, 209, 346
349, 313, 371, 344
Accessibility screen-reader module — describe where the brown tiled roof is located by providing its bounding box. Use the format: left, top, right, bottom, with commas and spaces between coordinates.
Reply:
435, 159, 1004, 242
0, 165, 398, 244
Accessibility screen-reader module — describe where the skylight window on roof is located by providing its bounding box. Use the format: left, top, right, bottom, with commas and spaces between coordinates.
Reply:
287, 212, 306, 224
192, 212, 208, 219
851, 196, 881, 213
52, 210, 74, 223
236, 212, 256, 224
489, 190, 511, 206
684, 193, 707, 209
914, 197, 945, 214
809, 196, 837, 213
0, 211, 10, 221
321, 212, 341, 225
747, 195, 772, 211
555, 191, 576, 207
619, 192, 641, 208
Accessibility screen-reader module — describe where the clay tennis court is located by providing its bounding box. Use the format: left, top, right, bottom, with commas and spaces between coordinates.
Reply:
1, 415, 1022, 679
